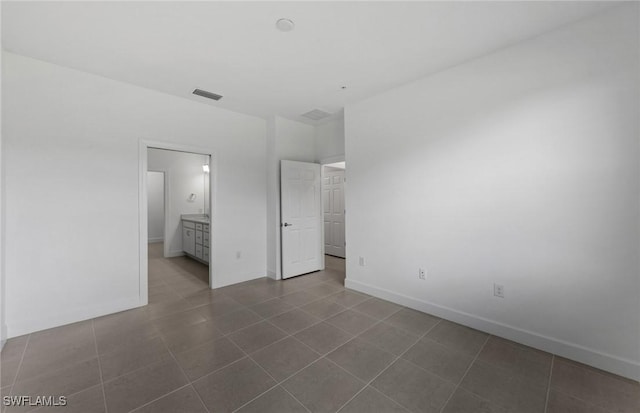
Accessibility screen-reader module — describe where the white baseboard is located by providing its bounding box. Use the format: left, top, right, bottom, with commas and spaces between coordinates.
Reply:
165, 250, 184, 258
345, 278, 640, 381
214, 271, 268, 289
148, 238, 164, 243
7, 296, 143, 338
267, 270, 277, 280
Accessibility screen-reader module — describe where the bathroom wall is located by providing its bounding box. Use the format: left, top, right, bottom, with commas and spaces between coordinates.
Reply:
148, 149, 209, 255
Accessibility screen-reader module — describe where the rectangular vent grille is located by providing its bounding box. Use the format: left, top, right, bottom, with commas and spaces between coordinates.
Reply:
193, 88, 223, 101
301, 109, 332, 121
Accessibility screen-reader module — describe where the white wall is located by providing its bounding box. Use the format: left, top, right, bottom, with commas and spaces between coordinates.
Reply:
2, 52, 267, 337
146, 171, 165, 244
148, 150, 209, 253
345, 5, 639, 380
266, 116, 316, 279
315, 113, 345, 162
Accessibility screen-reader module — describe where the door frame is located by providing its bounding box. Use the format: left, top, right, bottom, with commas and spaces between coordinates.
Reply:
320, 155, 346, 269
138, 140, 217, 305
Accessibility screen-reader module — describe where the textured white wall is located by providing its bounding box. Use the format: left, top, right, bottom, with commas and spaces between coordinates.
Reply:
315, 114, 345, 162
3, 52, 267, 336
148, 150, 209, 254
345, 5, 639, 379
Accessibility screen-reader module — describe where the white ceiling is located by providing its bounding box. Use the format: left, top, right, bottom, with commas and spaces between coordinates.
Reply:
1, 1, 617, 124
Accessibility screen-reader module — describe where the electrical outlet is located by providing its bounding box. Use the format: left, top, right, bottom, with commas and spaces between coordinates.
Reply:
494, 283, 505, 298
418, 268, 426, 280
359, 256, 365, 266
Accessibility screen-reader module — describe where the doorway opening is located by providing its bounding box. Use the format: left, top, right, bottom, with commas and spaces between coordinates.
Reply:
321, 159, 346, 276
138, 141, 215, 306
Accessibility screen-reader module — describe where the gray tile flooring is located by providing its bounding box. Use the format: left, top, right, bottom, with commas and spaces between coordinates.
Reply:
1, 243, 638, 412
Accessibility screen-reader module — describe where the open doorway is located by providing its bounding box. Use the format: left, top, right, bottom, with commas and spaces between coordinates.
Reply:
139, 140, 215, 306
322, 160, 346, 276
145, 148, 211, 303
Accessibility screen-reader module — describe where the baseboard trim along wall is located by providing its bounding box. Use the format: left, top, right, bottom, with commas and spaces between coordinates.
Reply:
345, 278, 640, 381
165, 250, 184, 258
7, 296, 143, 338
215, 271, 268, 289
148, 238, 164, 244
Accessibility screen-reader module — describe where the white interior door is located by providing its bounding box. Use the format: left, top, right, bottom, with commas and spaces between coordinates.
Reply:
281, 160, 322, 279
323, 168, 345, 258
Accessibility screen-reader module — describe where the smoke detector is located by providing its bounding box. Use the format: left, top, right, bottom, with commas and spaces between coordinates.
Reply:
301, 109, 333, 121
276, 18, 295, 32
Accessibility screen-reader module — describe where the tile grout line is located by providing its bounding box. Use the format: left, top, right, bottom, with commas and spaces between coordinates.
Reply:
90, 320, 109, 413
18, 256, 341, 412
217, 297, 388, 413
335, 318, 443, 413
280, 286, 361, 308
158, 311, 314, 395
261, 298, 378, 403
542, 359, 627, 413
99, 354, 181, 389
188, 356, 252, 387
543, 354, 555, 413
328, 305, 419, 359
437, 334, 491, 413
127, 384, 192, 413
5, 332, 31, 410
155, 331, 212, 413
226, 337, 313, 413
544, 388, 620, 413
271, 301, 423, 391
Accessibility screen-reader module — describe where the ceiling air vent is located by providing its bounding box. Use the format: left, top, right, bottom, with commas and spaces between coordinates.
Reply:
301, 109, 332, 121
193, 88, 223, 101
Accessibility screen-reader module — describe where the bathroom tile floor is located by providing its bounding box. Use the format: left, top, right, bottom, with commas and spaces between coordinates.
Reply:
1, 243, 637, 412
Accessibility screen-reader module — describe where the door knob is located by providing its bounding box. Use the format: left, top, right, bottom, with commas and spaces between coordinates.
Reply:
283, 223, 292, 227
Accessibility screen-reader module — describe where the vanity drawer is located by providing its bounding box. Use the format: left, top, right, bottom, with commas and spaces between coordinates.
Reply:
204, 224, 210, 232
195, 230, 203, 244
183, 221, 195, 229
196, 223, 203, 231
203, 247, 210, 262
195, 244, 203, 259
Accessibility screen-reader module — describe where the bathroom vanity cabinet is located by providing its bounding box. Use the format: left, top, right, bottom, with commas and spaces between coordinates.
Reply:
181, 215, 210, 264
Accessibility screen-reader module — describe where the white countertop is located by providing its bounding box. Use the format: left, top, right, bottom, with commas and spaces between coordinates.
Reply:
181, 214, 210, 224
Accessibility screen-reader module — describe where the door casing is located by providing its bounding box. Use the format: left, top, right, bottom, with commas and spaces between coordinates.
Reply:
138, 140, 216, 305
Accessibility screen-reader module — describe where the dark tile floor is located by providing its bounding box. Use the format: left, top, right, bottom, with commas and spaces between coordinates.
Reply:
0, 243, 638, 412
